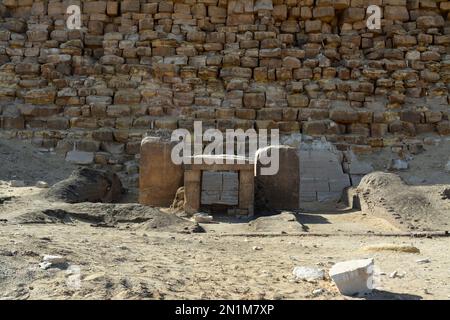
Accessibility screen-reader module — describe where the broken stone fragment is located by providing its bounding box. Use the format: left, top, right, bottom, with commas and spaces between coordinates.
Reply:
416, 258, 430, 264
388, 159, 409, 171
362, 244, 420, 254
193, 213, 213, 223
46, 168, 123, 203
39, 255, 67, 270
329, 258, 374, 296
10, 180, 25, 187
65, 150, 94, 165
35, 181, 49, 188
292, 266, 325, 281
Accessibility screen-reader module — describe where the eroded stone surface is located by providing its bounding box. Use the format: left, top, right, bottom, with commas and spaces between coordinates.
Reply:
139, 137, 183, 207
329, 258, 374, 296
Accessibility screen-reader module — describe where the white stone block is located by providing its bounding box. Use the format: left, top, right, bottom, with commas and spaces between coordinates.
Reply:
293, 266, 325, 281
329, 258, 374, 296
65, 150, 94, 165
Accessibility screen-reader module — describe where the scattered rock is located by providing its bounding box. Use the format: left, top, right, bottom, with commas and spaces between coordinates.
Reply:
329, 258, 374, 296
0, 196, 14, 204
416, 258, 430, 264
272, 293, 283, 300
292, 266, 325, 281
10, 180, 25, 187
35, 181, 49, 188
389, 270, 405, 278
193, 213, 213, 223
362, 244, 420, 254
388, 159, 409, 171
252, 246, 263, 251
0, 249, 16, 256
312, 288, 325, 296
39, 255, 67, 270
65, 150, 94, 165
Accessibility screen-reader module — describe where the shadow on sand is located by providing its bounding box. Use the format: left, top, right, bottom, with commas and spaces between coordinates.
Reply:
361, 289, 422, 300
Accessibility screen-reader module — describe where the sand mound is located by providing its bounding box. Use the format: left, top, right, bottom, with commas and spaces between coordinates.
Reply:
12, 203, 204, 233
46, 168, 124, 204
356, 172, 450, 232
359, 172, 404, 190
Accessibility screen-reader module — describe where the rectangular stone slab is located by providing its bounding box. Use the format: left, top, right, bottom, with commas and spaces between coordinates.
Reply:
201, 171, 239, 205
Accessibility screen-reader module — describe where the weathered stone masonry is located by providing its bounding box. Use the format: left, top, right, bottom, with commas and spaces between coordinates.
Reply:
0, 0, 449, 186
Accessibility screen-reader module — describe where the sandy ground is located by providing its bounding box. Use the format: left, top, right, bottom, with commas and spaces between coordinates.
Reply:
0, 138, 449, 300
1, 185, 449, 300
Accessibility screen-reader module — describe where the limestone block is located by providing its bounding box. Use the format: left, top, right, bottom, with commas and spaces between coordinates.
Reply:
244, 92, 266, 109
330, 108, 359, 124
222, 172, 239, 191
139, 137, 184, 207
1, 116, 24, 129
84, 1, 107, 14
202, 171, 223, 191
99, 55, 125, 65
184, 170, 201, 214
24, 88, 56, 105
220, 67, 253, 79
201, 171, 239, 205
384, 6, 409, 21
65, 150, 94, 165
437, 121, 450, 135
26, 30, 48, 42
114, 90, 141, 104
317, 191, 341, 202
122, 0, 140, 13
342, 8, 365, 22
254, 0, 273, 11
313, 6, 335, 22
15, 63, 40, 75
329, 258, 374, 296
273, 5, 287, 20
416, 15, 445, 29
107, 1, 119, 16
256, 145, 300, 210
287, 94, 309, 108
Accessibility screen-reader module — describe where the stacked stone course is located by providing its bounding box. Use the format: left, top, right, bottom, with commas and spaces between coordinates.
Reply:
0, 0, 449, 181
